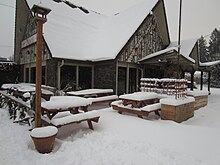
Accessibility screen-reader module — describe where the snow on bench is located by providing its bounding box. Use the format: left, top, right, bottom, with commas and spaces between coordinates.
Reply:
88, 95, 118, 106
140, 103, 161, 112
111, 100, 160, 118
42, 110, 100, 130
67, 89, 113, 97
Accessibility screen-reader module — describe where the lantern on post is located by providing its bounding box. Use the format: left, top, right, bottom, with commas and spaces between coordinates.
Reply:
31, 4, 51, 127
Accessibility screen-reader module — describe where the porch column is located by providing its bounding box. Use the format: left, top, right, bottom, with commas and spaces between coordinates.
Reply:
115, 61, 119, 95
200, 71, 203, 90
76, 65, 79, 89
126, 64, 129, 94
190, 71, 195, 91
208, 71, 211, 95
91, 65, 94, 88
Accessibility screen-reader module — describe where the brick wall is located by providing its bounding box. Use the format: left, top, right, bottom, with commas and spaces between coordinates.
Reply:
94, 62, 116, 93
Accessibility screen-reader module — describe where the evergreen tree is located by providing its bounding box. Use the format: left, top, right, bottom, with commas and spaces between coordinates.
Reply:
211, 64, 220, 88
208, 28, 220, 61
198, 35, 208, 62
208, 28, 220, 88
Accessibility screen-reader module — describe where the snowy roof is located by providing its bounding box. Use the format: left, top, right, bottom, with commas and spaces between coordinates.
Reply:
26, 0, 159, 62
138, 46, 178, 62
139, 38, 198, 63
199, 60, 220, 67
168, 38, 198, 63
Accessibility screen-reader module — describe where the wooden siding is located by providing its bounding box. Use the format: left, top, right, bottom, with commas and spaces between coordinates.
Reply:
118, 14, 164, 63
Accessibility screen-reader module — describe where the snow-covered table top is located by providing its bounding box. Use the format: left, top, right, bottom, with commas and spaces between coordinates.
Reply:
67, 89, 113, 97
41, 96, 92, 110
1, 83, 54, 95
1, 83, 35, 93
119, 92, 158, 101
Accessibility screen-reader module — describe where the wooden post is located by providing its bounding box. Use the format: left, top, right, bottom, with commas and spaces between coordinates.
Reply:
35, 20, 44, 127
190, 71, 194, 91
200, 71, 203, 90
31, 5, 51, 127
208, 71, 211, 95
177, 0, 182, 79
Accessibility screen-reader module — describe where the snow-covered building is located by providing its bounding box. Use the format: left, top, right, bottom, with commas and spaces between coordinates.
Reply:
14, 0, 170, 94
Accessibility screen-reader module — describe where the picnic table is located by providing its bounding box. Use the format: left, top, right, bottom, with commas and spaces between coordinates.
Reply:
41, 96, 100, 130
119, 92, 159, 108
67, 89, 118, 107
112, 92, 160, 118
1, 83, 54, 101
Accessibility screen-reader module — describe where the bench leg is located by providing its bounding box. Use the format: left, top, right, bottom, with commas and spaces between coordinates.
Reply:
137, 115, 143, 118
154, 110, 160, 116
87, 120, 94, 130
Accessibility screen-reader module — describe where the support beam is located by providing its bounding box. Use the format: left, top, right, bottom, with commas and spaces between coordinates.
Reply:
190, 71, 195, 91
126, 65, 129, 94
208, 71, 211, 95
177, 0, 182, 79
200, 71, 203, 90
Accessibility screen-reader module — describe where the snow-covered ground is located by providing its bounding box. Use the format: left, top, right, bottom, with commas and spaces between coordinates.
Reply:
1, 88, 220, 165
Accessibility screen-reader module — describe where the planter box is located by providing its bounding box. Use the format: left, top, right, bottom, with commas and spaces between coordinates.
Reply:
187, 90, 208, 110
193, 95, 208, 110
161, 101, 194, 123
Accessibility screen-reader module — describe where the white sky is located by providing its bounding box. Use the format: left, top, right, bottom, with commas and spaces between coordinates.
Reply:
1, 0, 220, 58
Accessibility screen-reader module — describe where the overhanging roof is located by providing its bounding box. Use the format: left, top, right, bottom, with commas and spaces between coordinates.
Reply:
139, 38, 198, 64
26, 0, 160, 62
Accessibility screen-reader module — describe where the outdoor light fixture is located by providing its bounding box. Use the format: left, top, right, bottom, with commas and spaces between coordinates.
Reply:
31, 4, 51, 127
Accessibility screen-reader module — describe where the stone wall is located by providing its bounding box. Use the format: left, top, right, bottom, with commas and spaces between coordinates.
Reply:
94, 62, 116, 93
46, 59, 58, 88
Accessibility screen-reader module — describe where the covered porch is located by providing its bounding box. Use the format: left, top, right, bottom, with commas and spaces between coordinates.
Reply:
138, 38, 214, 94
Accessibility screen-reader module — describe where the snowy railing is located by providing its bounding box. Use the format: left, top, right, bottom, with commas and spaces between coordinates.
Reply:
140, 78, 188, 99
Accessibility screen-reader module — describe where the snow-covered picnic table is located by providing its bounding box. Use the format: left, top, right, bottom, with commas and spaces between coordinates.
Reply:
119, 92, 159, 108
112, 92, 160, 118
1, 83, 54, 99
1, 83, 35, 93
41, 96, 92, 119
41, 96, 100, 130
66, 89, 118, 106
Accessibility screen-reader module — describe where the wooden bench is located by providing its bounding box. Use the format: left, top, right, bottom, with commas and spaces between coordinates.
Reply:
140, 103, 161, 116
111, 100, 161, 118
88, 95, 118, 106
41, 110, 100, 130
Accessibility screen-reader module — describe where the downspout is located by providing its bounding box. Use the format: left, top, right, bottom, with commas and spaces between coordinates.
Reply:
126, 64, 129, 93
115, 60, 119, 95
200, 71, 203, 90
208, 71, 211, 95
57, 60, 64, 90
